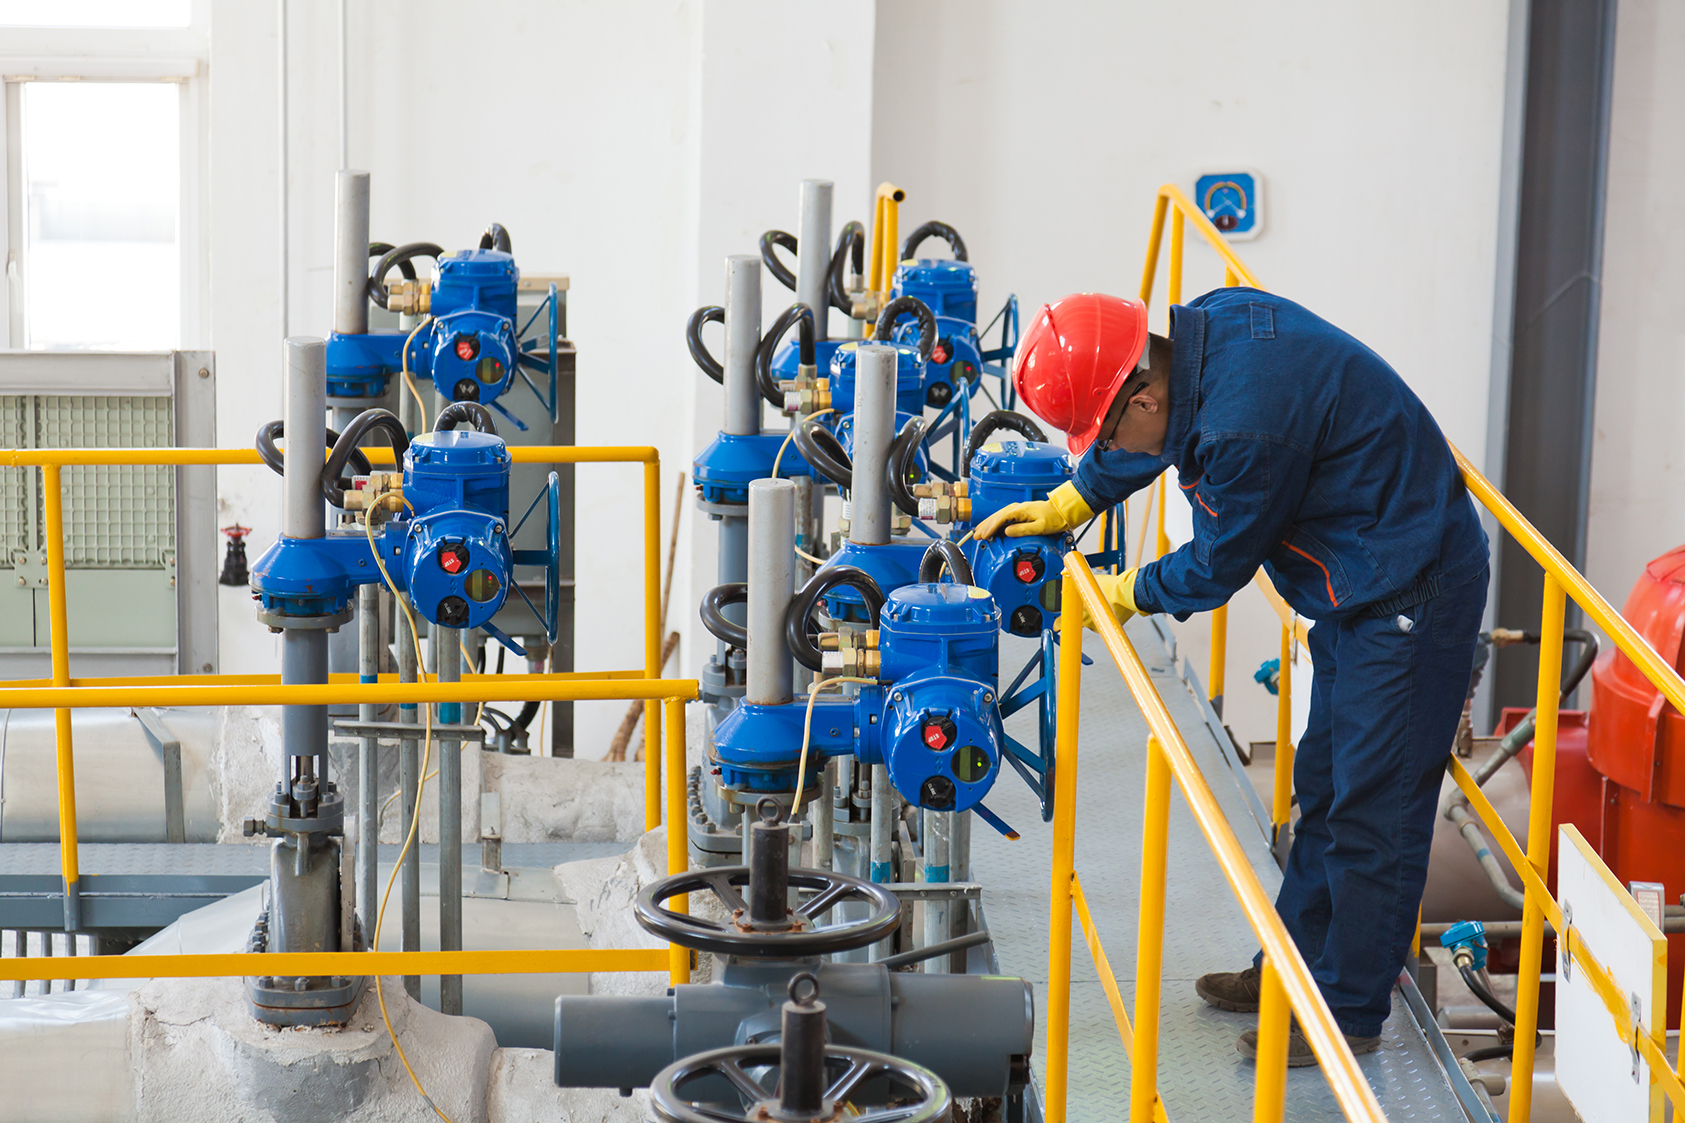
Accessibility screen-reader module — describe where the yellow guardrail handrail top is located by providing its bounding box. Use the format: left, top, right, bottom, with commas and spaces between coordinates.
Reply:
0, 445, 657, 466
0, 947, 671, 981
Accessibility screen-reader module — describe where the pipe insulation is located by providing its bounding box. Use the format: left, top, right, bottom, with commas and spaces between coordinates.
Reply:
849, 345, 897, 545
332, 171, 369, 335
745, 478, 796, 706
797, 180, 832, 343
723, 254, 762, 438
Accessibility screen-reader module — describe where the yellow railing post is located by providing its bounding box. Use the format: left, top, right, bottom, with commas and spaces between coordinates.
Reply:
1168, 208, 1185, 307
1137, 193, 1170, 304
42, 464, 79, 930
1155, 475, 1170, 560
1509, 575, 1566, 1122
1131, 734, 1171, 1122
1272, 624, 1294, 847
644, 457, 663, 831
1209, 604, 1228, 715
1253, 954, 1290, 1123
1045, 570, 1085, 1123
664, 695, 690, 986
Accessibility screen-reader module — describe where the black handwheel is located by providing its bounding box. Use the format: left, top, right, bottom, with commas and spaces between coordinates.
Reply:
635, 866, 901, 957
650, 1044, 950, 1123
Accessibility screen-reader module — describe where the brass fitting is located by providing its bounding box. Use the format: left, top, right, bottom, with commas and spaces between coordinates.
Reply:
782, 368, 831, 416
820, 626, 880, 678
341, 471, 404, 514
387, 279, 431, 316
913, 480, 970, 524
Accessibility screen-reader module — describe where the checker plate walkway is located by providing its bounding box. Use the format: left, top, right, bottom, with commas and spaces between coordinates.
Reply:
981, 620, 1477, 1122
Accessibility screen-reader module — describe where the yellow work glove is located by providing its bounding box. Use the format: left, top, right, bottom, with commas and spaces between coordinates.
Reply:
974, 481, 1095, 540
1082, 568, 1142, 631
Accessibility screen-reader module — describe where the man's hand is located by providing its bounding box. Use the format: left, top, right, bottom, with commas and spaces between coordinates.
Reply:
973, 480, 1096, 540
1081, 568, 1142, 632
975, 499, 1065, 540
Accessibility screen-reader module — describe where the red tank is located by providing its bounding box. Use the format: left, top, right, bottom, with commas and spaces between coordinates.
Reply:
1516, 545, 1685, 1025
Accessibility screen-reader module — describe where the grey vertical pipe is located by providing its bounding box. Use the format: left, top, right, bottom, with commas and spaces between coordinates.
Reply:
922, 811, 951, 974
869, 764, 895, 961
745, 479, 795, 706
850, 345, 896, 546
281, 339, 327, 763
797, 180, 832, 342
397, 606, 420, 999
723, 255, 762, 438
435, 628, 463, 1015
951, 809, 970, 882
811, 759, 834, 871
333, 171, 370, 336
337, 0, 348, 170
356, 583, 379, 941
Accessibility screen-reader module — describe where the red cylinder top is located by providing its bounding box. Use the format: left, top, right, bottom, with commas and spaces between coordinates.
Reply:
1587, 545, 1685, 805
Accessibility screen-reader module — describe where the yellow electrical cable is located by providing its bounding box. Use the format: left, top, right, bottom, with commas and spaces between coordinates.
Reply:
794, 546, 825, 567
365, 494, 456, 1123
401, 316, 434, 434
792, 676, 878, 811
772, 408, 834, 479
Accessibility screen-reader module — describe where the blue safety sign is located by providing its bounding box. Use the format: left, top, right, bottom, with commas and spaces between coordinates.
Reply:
1194, 170, 1263, 241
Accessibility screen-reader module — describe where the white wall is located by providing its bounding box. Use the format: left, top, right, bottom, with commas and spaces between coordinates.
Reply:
1585, 0, 1685, 608
871, 0, 1514, 747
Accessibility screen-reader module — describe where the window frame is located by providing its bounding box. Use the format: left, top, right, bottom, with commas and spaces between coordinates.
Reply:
0, 5, 209, 351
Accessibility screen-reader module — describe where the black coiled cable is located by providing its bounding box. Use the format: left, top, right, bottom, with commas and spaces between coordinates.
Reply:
255, 421, 378, 508
828, 220, 865, 314
368, 242, 445, 310
367, 242, 417, 282
478, 223, 512, 253
755, 302, 816, 409
760, 230, 799, 292
792, 417, 852, 489
887, 417, 928, 518
434, 401, 498, 434
323, 409, 410, 506
962, 410, 1049, 477
918, 540, 973, 585
785, 566, 886, 671
875, 295, 936, 363
900, 220, 969, 263
700, 583, 749, 648
687, 305, 725, 384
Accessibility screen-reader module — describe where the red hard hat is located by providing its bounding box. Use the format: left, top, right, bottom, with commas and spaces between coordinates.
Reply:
1012, 293, 1150, 455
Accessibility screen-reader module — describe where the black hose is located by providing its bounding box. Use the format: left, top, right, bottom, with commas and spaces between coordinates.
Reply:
323, 409, 410, 505
434, 401, 498, 434
368, 242, 417, 281
478, 223, 512, 253
875, 295, 936, 363
255, 421, 374, 506
1560, 629, 1599, 699
368, 242, 444, 309
827, 220, 865, 314
919, 540, 973, 585
792, 417, 852, 489
686, 305, 725, 385
887, 417, 928, 518
760, 230, 799, 292
962, 410, 1049, 477
1463, 1045, 1512, 1063
786, 567, 886, 671
510, 700, 541, 733
900, 220, 969, 263
1458, 964, 1518, 1025
700, 583, 749, 648
755, 303, 816, 410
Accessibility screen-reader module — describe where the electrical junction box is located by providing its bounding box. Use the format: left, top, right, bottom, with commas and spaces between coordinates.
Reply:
1193, 169, 1264, 241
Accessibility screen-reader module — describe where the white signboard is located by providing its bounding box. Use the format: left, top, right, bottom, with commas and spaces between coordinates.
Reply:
1555, 825, 1667, 1123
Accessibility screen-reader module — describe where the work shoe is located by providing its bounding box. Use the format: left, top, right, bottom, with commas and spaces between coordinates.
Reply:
1237, 1024, 1380, 1068
1195, 964, 1262, 1012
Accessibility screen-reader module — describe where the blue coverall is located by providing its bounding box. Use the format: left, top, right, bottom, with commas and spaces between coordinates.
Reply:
1071, 288, 1489, 1037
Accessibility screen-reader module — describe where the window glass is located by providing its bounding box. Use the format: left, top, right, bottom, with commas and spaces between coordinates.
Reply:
0, 1, 190, 28
22, 82, 180, 350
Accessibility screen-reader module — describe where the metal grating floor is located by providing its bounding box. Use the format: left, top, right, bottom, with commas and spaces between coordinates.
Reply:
980, 621, 1469, 1122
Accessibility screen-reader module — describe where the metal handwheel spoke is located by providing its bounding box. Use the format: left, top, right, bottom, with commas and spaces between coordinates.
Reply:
823, 1056, 876, 1104
699, 870, 750, 914
794, 879, 852, 919
717, 1058, 773, 1104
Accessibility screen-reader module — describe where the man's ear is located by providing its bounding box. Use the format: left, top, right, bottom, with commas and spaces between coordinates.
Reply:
1127, 384, 1162, 415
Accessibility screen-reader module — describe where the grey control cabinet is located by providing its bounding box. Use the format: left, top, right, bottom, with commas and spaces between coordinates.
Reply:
0, 350, 217, 678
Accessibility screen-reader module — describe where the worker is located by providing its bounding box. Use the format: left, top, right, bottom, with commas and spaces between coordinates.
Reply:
977, 290, 1489, 1065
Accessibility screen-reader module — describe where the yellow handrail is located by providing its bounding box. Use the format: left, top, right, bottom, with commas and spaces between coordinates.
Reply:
1122, 179, 1685, 1119
11, 443, 691, 989
1046, 555, 1387, 1122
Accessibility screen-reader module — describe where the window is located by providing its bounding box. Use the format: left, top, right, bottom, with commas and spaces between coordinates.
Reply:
20, 82, 181, 349
0, 8, 206, 350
